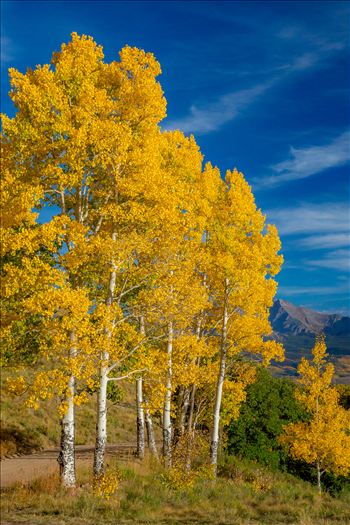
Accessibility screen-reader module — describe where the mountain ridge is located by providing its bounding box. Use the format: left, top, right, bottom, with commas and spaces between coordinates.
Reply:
270, 298, 350, 337
269, 299, 350, 383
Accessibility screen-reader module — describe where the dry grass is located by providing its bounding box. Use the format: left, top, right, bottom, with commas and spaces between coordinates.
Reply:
1, 457, 350, 525
0, 379, 154, 457
1, 375, 349, 523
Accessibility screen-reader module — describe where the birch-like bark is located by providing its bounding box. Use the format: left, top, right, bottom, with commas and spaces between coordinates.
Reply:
174, 386, 190, 445
60, 377, 76, 487
93, 358, 108, 476
210, 278, 229, 474
57, 191, 76, 488
136, 377, 145, 459
145, 404, 158, 458
59, 332, 76, 488
188, 320, 202, 433
93, 232, 117, 477
180, 387, 190, 433
136, 316, 146, 459
163, 320, 173, 468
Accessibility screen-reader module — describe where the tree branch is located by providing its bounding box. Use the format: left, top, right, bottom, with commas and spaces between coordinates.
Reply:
107, 368, 148, 382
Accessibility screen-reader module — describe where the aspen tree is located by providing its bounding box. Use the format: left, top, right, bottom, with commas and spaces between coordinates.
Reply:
91, 45, 169, 476
145, 405, 159, 458
181, 163, 223, 437
1, 132, 92, 487
136, 316, 146, 460
1, 33, 167, 483
131, 318, 161, 459
1, 206, 95, 488
2, 34, 107, 485
204, 168, 284, 473
137, 131, 209, 467
1, 170, 96, 487
2, 32, 286, 486
280, 336, 350, 493
140, 256, 206, 468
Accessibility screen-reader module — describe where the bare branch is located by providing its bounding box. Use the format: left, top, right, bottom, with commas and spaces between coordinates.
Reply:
107, 368, 148, 382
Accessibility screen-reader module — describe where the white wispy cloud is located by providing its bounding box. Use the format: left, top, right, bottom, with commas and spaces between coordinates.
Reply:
278, 284, 349, 297
269, 202, 350, 276
277, 20, 348, 54
256, 131, 350, 188
267, 202, 350, 236
307, 249, 350, 272
164, 58, 313, 134
164, 82, 270, 134
296, 233, 350, 249
287, 52, 319, 72
164, 20, 348, 137
1, 36, 14, 64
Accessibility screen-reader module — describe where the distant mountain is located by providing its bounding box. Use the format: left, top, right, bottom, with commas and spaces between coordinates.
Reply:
270, 299, 350, 337
269, 299, 350, 383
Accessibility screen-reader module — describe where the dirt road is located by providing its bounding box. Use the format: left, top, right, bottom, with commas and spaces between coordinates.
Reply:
0, 444, 135, 488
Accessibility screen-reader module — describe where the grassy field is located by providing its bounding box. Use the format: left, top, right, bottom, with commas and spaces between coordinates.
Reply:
2, 375, 350, 524
2, 456, 350, 525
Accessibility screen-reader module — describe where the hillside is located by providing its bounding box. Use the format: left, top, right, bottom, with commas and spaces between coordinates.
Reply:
270, 299, 350, 382
0, 380, 145, 458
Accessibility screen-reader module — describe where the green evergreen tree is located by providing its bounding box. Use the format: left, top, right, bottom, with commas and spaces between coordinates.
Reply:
226, 367, 306, 470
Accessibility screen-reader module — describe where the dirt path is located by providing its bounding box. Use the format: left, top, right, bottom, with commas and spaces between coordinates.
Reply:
0, 444, 135, 488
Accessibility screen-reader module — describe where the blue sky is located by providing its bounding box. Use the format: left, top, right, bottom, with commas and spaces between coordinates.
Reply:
1, 0, 349, 314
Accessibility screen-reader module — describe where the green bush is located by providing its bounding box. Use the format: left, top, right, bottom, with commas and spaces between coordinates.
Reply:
226, 367, 350, 494
226, 367, 306, 470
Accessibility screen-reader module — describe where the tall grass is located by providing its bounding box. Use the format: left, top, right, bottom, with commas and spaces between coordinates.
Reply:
2, 456, 350, 524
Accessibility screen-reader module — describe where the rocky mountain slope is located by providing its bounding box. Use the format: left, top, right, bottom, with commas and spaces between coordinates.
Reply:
269, 299, 350, 383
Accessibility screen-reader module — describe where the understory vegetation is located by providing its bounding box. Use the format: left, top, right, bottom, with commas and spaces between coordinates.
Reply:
2, 457, 350, 525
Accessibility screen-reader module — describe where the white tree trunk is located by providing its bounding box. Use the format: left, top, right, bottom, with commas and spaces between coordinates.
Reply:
145, 404, 158, 458
136, 377, 145, 459
94, 233, 117, 476
136, 316, 146, 459
188, 322, 201, 433
93, 358, 108, 476
59, 332, 77, 488
163, 320, 173, 468
60, 373, 76, 487
174, 386, 190, 445
210, 278, 229, 474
